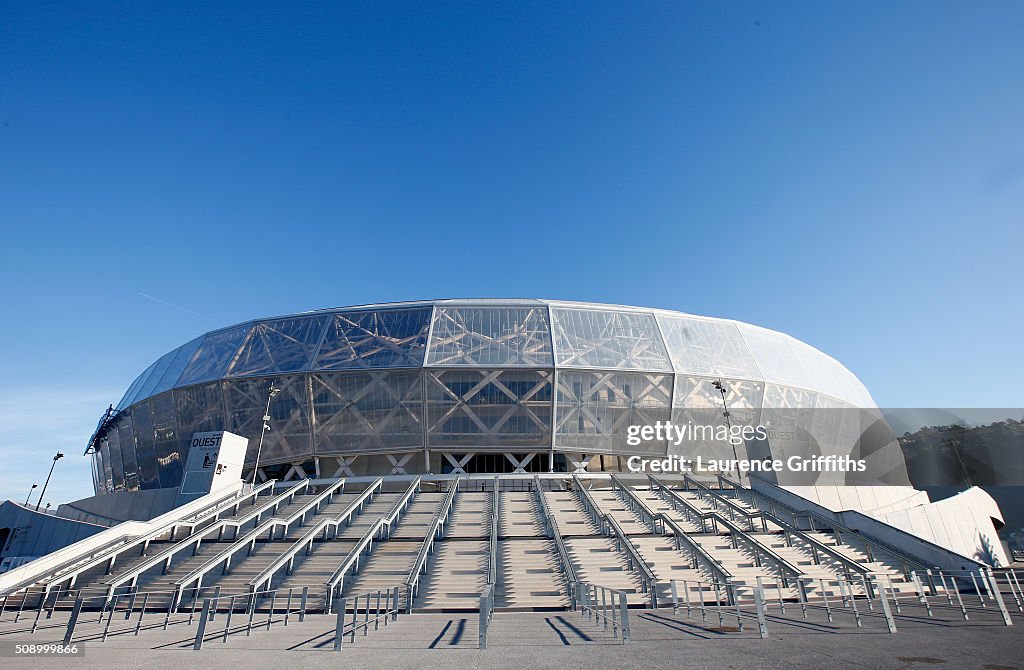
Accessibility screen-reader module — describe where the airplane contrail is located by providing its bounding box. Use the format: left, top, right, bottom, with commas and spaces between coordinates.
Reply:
137, 292, 216, 321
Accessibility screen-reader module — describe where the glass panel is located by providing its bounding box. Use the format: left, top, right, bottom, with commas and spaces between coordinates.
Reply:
116, 360, 159, 410
174, 383, 227, 457
551, 308, 672, 371
312, 370, 423, 454
656, 315, 761, 379
106, 425, 125, 492
132, 351, 178, 404
98, 437, 113, 494
151, 391, 183, 489
313, 308, 431, 370
737, 324, 815, 391
223, 374, 310, 466
426, 369, 552, 447
149, 338, 203, 396
116, 415, 140, 492
670, 375, 763, 460
228, 316, 329, 377
177, 323, 251, 387
554, 371, 672, 454
426, 306, 553, 366
130, 402, 160, 490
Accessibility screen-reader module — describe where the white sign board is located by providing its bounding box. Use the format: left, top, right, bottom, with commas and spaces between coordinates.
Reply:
178, 431, 249, 496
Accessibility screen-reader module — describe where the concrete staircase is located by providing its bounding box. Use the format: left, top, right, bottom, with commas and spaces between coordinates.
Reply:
414, 540, 488, 611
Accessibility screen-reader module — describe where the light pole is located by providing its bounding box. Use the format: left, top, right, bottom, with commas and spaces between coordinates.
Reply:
35, 452, 64, 512
24, 483, 38, 506
251, 385, 281, 487
711, 380, 741, 477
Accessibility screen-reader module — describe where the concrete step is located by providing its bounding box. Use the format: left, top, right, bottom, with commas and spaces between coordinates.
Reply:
496, 538, 568, 610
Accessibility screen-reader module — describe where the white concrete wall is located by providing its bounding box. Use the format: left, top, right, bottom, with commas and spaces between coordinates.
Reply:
873, 488, 1008, 567
779, 482, 1008, 567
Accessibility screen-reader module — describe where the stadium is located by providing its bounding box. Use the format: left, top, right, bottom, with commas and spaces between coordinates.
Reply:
87, 299, 908, 491
0, 300, 1018, 661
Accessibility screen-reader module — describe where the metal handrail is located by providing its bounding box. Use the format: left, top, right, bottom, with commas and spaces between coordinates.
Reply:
479, 583, 495, 649
571, 476, 655, 604
681, 473, 767, 531
406, 477, 460, 608
644, 475, 719, 533
11, 481, 278, 598
488, 477, 500, 586
323, 478, 421, 611
709, 476, 873, 580
575, 581, 631, 640
571, 475, 607, 533
533, 476, 578, 589
657, 513, 734, 584
168, 480, 345, 603
180, 479, 279, 526
331, 585, 405, 650
249, 478, 385, 593
648, 475, 803, 581
718, 474, 931, 575
605, 475, 732, 585
605, 514, 658, 586
609, 475, 660, 530
97, 481, 309, 596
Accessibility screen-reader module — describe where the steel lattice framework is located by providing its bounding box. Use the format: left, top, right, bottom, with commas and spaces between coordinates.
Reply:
89, 300, 908, 494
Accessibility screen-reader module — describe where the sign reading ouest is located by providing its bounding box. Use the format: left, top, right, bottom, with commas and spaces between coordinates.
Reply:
178, 431, 249, 497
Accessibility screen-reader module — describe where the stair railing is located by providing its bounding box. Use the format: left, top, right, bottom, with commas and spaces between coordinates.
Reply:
166, 479, 346, 609
323, 478, 421, 612
717, 473, 931, 578
249, 478, 385, 595
406, 477, 461, 611
487, 477, 500, 587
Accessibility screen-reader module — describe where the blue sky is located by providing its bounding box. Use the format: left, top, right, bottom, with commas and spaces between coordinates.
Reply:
1, 2, 1022, 504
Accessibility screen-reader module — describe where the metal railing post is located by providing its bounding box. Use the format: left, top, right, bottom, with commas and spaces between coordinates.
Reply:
333, 597, 347, 651
193, 598, 212, 651
985, 568, 1013, 627
63, 597, 84, 646
754, 577, 769, 639
479, 593, 488, 649
618, 590, 630, 642
874, 578, 897, 634
300, 586, 308, 622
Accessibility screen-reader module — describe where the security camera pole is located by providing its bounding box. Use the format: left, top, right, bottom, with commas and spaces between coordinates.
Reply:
251, 385, 281, 487
35, 451, 64, 512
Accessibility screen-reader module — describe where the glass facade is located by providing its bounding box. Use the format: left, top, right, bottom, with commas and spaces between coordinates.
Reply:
91, 300, 897, 493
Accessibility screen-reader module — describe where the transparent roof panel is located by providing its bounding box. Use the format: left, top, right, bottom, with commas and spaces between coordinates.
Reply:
736, 324, 815, 390
132, 350, 178, 403
116, 360, 159, 410
313, 308, 431, 370
426, 306, 553, 366
551, 308, 672, 371
148, 337, 203, 397
656, 316, 761, 379
227, 315, 330, 377
176, 322, 252, 387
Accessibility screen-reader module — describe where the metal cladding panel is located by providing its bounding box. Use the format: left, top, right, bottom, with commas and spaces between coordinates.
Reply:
656, 315, 761, 379
426, 368, 553, 448
313, 308, 431, 370
312, 370, 423, 454
550, 307, 672, 371
224, 375, 310, 466
426, 306, 553, 367
228, 315, 330, 377
176, 323, 252, 387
